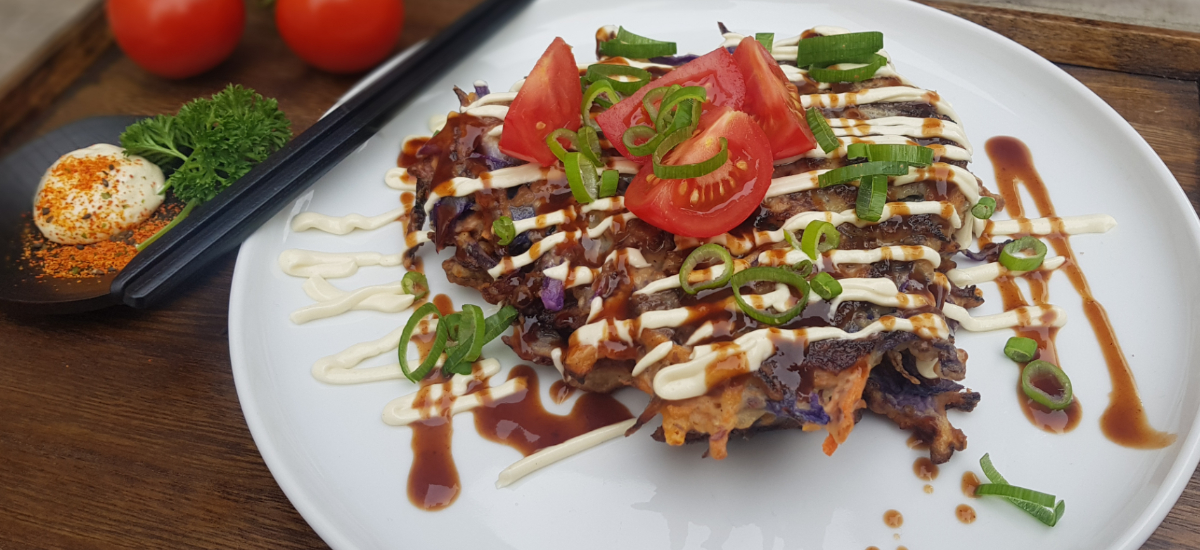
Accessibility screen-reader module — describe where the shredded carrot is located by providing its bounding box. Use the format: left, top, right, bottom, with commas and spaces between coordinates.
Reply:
822, 360, 870, 456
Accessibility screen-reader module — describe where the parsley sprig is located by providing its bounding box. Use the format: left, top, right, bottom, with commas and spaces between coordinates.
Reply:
121, 84, 292, 250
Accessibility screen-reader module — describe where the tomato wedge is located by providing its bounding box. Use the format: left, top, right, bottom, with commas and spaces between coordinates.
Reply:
624, 105, 773, 238
596, 48, 745, 161
731, 36, 817, 160
499, 37, 582, 166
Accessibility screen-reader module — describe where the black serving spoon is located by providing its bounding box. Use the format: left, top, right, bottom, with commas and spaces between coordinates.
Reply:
0, 0, 531, 315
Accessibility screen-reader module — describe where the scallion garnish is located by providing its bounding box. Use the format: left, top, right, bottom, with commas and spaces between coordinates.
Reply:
545, 128, 580, 164
401, 271, 428, 299
845, 143, 933, 167
679, 243, 734, 295
796, 31, 883, 66
655, 86, 707, 132
642, 86, 675, 122
808, 54, 888, 83
1022, 360, 1073, 410
582, 80, 622, 130
805, 108, 840, 154
817, 160, 908, 187
442, 304, 486, 375
730, 266, 810, 325
623, 125, 663, 157
653, 134, 728, 180
792, 259, 814, 278
1004, 336, 1037, 362
599, 26, 677, 59
972, 196, 997, 219
755, 32, 774, 52
599, 169, 620, 198
564, 152, 599, 204
977, 453, 1067, 527
855, 174, 888, 222
586, 63, 653, 95
482, 305, 519, 343
810, 272, 843, 300
577, 126, 604, 167
493, 216, 516, 246
797, 219, 841, 260
999, 236, 1047, 271
398, 302, 446, 382
975, 483, 1058, 508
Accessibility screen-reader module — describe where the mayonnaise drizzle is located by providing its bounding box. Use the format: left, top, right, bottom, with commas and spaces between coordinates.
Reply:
291, 206, 406, 235
381, 360, 524, 426
291, 275, 417, 324
987, 214, 1117, 236
279, 249, 407, 279
943, 303, 1067, 332
946, 256, 1066, 286
495, 418, 636, 488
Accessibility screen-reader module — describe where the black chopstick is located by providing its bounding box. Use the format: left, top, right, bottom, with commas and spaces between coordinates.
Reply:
110, 0, 534, 308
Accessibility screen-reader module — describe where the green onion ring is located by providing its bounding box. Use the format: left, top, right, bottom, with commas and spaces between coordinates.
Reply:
755, 32, 774, 52
441, 312, 463, 342
622, 125, 663, 157
577, 126, 604, 167
730, 266, 810, 326
972, 196, 997, 219
805, 108, 840, 154
482, 304, 519, 343
586, 63, 653, 95
979, 453, 1066, 527
855, 174, 888, 222
679, 243, 734, 295
581, 80, 622, 129
792, 259, 813, 278
808, 54, 888, 83
818, 160, 909, 187
654, 134, 727, 180
1021, 359, 1073, 410
599, 169, 620, 198
845, 143, 933, 167
800, 220, 841, 260
493, 216, 516, 246
654, 86, 707, 132
443, 304, 486, 375
564, 152, 599, 204
796, 31, 883, 66
401, 271, 428, 299
599, 27, 677, 58
975, 483, 1058, 508
642, 86, 675, 122
999, 236, 1048, 272
1004, 336, 1037, 363
664, 98, 702, 138
398, 302, 446, 382
545, 128, 580, 164
810, 272, 843, 300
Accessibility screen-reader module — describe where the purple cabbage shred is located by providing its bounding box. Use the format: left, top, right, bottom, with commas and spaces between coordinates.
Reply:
541, 278, 565, 311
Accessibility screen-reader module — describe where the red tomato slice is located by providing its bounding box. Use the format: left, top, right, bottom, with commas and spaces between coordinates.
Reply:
624, 105, 773, 238
596, 48, 745, 161
731, 36, 817, 160
499, 37, 583, 166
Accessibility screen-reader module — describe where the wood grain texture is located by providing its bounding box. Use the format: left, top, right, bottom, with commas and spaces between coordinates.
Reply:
921, 0, 1200, 79
0, 3, 1199, 550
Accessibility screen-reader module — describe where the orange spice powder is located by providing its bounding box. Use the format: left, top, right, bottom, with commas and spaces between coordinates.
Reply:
21, 202, 182, 279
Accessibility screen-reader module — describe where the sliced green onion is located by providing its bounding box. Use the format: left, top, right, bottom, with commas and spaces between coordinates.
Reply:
401, 271, 428, 299
805, 108, 840, 154
791, 259, 813, 278
975, 483, 1058, 508
810, 272, 842, 300
978, 453, 1067, 527
577, 126, 604, 167
855, 174, 888, 222
443, 304, 486, 375
622, 125, 663, 157
755, 32, 774, 52
1022, 359, 1073, 410
599, 26, 677, 59
482, 304, 518, 344
845, 143, 933, 167
818, 160, 908, 187
599, 169, 620, 198
730, 266, 810, 325
808, 53, 888, 83
654, 134, 727, 180
664, 98, 702, 137
679, 243, 734, 295
441, 312, 463, 342
999, 236, 1048, 272
545, 128, 580, 164
493, 216, 516, 246
1004, 336, 1037, 363
972, 196, 997, 219
586, 63, 653, 95
800, 220, 841, 260
564, 152, 599, 204
582, 80, 622, 129
796, 31, 883, 66
642, 85, 675, 122
655, 86, 707, 132
398, 302, 446, 382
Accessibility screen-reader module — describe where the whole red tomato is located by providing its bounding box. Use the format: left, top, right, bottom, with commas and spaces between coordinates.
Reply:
275, 0, 405, 74
106, 0, 245, 79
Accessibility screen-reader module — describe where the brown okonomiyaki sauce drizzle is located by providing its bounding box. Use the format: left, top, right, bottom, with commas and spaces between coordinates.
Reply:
984, 136, 1174, 447
406, 326, 463, 511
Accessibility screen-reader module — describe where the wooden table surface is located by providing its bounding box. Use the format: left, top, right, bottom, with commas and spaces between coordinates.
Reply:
1, 1, 1198, 548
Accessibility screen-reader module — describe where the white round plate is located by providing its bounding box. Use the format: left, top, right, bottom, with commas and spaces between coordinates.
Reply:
228, 1, 1200, 549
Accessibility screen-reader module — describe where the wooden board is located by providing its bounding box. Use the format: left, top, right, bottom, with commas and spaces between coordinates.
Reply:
0, 2, 1198, 548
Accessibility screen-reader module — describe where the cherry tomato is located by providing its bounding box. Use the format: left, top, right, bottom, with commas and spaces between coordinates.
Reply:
624, 105, 773, 238
596, 47, 745, 161
106, 0, 244, 79
275, 0, 404, 74
732, 36, 817, 160
499, 37, 583, 167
